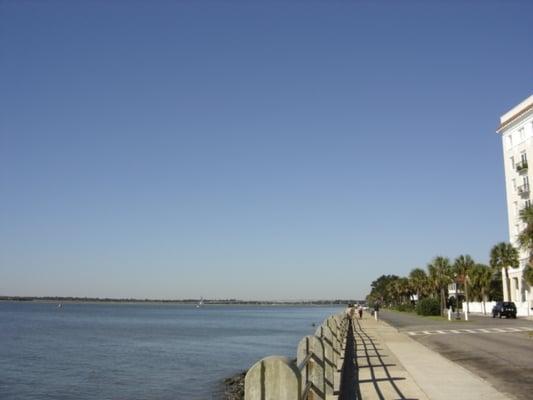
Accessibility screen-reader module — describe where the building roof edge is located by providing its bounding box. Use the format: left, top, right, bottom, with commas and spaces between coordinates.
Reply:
497, 94, 533, 134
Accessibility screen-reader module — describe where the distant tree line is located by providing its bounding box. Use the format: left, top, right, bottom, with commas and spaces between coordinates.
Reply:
366, 248, 511, 316
0, 296, 363, 305
367, 206, 533, 315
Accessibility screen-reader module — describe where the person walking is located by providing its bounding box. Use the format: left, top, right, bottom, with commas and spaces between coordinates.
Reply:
357, 304, 363, 319
346, 303, 356, 319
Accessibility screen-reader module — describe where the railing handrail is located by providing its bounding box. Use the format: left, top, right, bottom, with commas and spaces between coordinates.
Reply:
245, 312, 351, 400
297, 352, 312, 372
300, 382, 313, 400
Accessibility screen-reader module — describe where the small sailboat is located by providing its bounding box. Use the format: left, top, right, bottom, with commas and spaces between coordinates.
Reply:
196, 297, 204, 308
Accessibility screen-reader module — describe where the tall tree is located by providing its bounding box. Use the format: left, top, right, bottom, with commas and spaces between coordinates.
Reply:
409, 268, 428, 301
518, 207, 533, 258
368, 275, 400, 306
428, 256, 453, 316
398, 277, 411, 304
469, 264, 493, 315
518, 207, 533, 301
454, 255, 475, 313
490, 242, 519, 301
389, 278, 410, 305
386, 280, 395, 304
524, 264, 533, 287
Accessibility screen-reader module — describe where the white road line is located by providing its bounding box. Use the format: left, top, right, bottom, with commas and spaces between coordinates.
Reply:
405, 326, 533, 337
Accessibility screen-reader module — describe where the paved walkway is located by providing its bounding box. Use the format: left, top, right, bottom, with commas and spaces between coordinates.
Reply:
342, 317, 428, 400
352, 315, 513, 400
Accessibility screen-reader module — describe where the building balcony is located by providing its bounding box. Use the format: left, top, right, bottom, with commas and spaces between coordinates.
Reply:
516, 161, 528, 173
517, 184, 530, 196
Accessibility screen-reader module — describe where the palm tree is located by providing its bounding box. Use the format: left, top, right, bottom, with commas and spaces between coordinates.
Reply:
428, 256, 453, 316
388, 279, 402, 306
398, 277, 411, 304
468, 265, 483, 301
518, 207, 533, 304
454, 255, 475, 314
518, 206, 533, 258
524, 263, 533, 304
409, 268, 428, 302
523, 264, 533, 286
469, 264, 493, 315
490, 242, 519, 301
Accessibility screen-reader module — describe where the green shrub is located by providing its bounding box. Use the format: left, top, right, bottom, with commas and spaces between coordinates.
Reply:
395, 303, 415, 312
416, 298, 440, 316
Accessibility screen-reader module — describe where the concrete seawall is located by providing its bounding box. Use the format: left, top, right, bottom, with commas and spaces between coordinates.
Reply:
244, 312, 350, 400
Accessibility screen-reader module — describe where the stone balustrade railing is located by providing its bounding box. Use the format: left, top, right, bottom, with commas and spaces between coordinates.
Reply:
244, 312, 349, 400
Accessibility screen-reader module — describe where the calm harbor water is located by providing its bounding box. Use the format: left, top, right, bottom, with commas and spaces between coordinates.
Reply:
0, 302, 342, 399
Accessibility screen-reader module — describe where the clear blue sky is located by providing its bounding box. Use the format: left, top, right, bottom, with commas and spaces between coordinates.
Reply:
1, 1, 532, 300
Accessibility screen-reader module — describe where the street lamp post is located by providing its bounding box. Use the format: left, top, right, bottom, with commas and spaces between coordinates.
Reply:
454, 274, 461, 320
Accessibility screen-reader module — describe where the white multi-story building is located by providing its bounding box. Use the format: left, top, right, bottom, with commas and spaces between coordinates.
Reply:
498, 94, 533, 315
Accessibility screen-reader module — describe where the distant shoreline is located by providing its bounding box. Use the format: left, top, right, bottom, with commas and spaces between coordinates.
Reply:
0, 296, 361, 306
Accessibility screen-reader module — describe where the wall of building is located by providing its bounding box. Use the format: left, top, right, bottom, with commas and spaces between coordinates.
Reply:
499, 95, 533, 304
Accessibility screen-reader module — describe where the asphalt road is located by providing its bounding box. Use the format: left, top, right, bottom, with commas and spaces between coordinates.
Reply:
378, 310, 533, 400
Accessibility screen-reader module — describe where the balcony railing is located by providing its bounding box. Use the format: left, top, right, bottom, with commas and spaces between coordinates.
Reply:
516, 161, 528, 173
517, 184, 530, 195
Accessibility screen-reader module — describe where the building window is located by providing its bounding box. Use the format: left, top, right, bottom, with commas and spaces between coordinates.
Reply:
519, 127, 525, 141
508, 134, 513, 147
525, 200, 531, 209
524, 176, 529, 189
512, 178, 516, 191
521, 152, 528, 164
511, 156, 515, 169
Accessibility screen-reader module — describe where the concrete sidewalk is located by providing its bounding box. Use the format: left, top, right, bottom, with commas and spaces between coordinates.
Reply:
349, 317, 428, 400
356, 315, 512, 400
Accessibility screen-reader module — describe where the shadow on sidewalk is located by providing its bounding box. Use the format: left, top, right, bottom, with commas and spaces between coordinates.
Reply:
338, 318, 418, 400
338, 320, 360, 399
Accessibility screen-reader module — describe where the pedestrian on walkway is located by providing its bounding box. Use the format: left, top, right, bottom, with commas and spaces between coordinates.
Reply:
357, 304, 363, 319
346, 303, 356, 319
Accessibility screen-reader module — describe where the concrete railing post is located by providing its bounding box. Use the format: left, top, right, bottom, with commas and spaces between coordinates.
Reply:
337, 316, 347, 345
245, 356, 301, 400
314, 325, 335, 395
326, 316, 338, 337
326, 317, 340, 353
326, 316, 345, 370
245, 313, 350, 400
297, 335, 325, 399
335, 314, 345, 334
